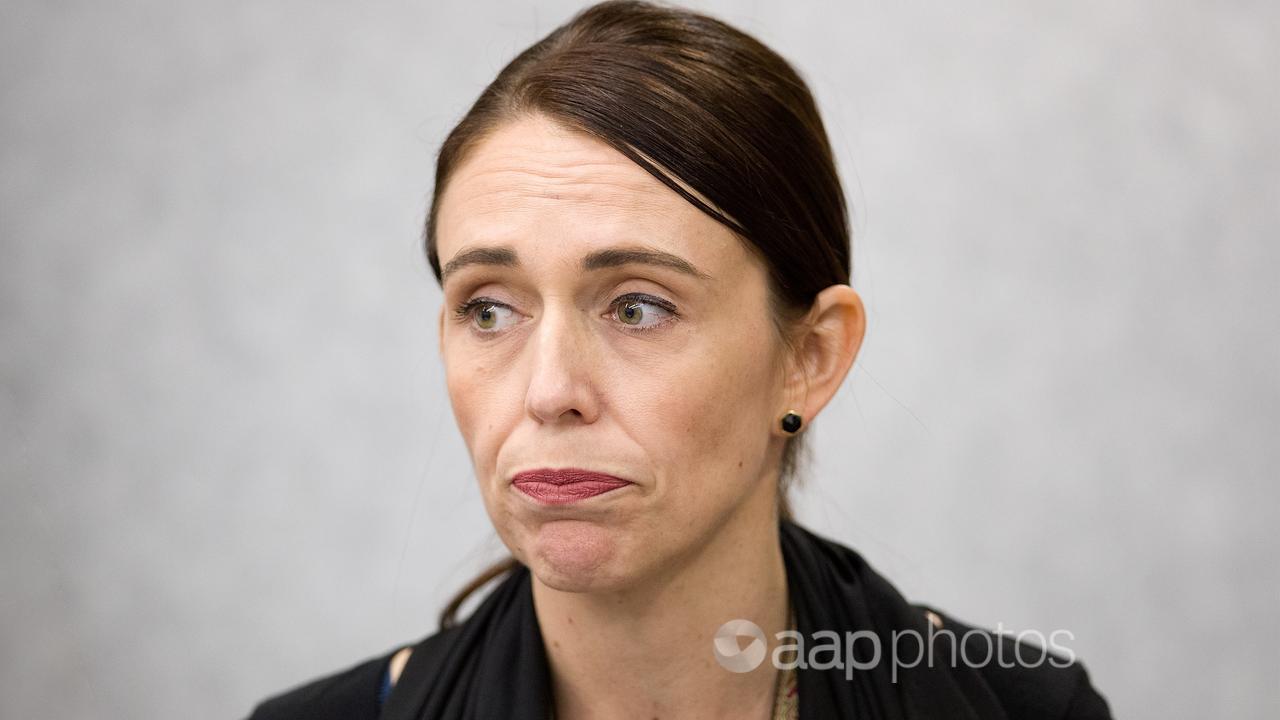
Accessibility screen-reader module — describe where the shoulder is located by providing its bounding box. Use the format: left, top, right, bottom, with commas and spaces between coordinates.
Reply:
244, 648, 397, 720
912, 604, 1114, 720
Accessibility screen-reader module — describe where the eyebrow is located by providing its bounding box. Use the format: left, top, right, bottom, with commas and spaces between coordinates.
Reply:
440, 244, 712, 283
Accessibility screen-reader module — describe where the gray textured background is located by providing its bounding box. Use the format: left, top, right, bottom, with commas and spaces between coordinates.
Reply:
2, 1, 1276, 718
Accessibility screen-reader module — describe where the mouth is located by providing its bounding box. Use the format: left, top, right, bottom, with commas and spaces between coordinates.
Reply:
510, 467, 634, 506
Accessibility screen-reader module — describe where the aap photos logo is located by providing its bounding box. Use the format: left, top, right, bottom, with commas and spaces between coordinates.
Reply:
712, 619, 768, 673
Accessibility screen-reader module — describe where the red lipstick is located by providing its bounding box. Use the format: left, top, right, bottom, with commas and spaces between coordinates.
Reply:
511, 468, 632, 506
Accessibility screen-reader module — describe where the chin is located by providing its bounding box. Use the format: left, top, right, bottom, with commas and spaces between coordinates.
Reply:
521, 518, 637, 593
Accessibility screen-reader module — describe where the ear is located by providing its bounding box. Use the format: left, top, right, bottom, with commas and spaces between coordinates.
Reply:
777, 284, 866, 434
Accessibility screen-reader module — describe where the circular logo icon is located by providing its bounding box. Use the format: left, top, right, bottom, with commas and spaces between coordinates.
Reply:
712, 618, 768, 673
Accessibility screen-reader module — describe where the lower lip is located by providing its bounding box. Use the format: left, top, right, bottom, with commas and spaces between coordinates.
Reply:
513, 478, 631, 505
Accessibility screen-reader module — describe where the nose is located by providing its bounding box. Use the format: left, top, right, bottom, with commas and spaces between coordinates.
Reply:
524, 302, 599, 426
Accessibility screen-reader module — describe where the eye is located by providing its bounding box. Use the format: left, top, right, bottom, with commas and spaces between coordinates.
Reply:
454, 294, 678, 336
610, 293, 677, 332
455, 298, 519, 333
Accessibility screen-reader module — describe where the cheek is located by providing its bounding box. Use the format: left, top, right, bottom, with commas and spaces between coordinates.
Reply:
631, 324, 780, 483
443, 349, 513, 465
442, 351, 477, 438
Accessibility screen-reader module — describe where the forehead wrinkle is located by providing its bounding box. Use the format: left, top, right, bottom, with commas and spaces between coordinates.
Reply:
443, 179, 728, 280
453, 158, 674, 210
445, 168, 686, 246
437, 116, 740, 278
447, 121, 685, 214
448, 113, 735, 222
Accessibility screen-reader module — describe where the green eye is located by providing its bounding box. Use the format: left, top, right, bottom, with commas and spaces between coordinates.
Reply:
611, 294, 675, 331
616, 301, 644, 325
456, 295, 674, 335
475, 304, 499, 329
455, 299, 516, 333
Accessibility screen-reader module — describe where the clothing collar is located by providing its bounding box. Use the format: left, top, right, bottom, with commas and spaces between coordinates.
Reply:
381, 519, 1008, 720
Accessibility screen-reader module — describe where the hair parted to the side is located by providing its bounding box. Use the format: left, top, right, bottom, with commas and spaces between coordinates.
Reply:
427, 0, 851, 630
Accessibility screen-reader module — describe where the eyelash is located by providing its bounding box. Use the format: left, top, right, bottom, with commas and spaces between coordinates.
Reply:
452, 292, 679, 335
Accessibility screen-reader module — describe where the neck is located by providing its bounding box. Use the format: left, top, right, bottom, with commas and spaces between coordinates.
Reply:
532, 495, 790, 720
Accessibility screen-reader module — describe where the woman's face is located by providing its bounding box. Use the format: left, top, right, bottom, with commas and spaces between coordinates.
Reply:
435, 113, 794, 593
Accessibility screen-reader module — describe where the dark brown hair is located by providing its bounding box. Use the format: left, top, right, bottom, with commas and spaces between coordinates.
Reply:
426, 0, 851, 629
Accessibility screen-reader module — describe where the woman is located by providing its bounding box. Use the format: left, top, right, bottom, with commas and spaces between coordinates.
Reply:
249, 1, 1112, 718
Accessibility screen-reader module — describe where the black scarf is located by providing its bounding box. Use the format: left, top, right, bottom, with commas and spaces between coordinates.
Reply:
381, 519, 1013, 719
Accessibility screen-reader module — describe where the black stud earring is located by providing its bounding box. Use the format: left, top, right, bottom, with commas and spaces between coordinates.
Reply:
780, 411, 803, 434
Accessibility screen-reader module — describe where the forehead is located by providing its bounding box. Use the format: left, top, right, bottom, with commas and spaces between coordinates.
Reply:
435, 113, 741, 270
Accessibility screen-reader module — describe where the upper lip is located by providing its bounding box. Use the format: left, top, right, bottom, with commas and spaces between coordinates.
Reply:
511, 468, 633, 486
